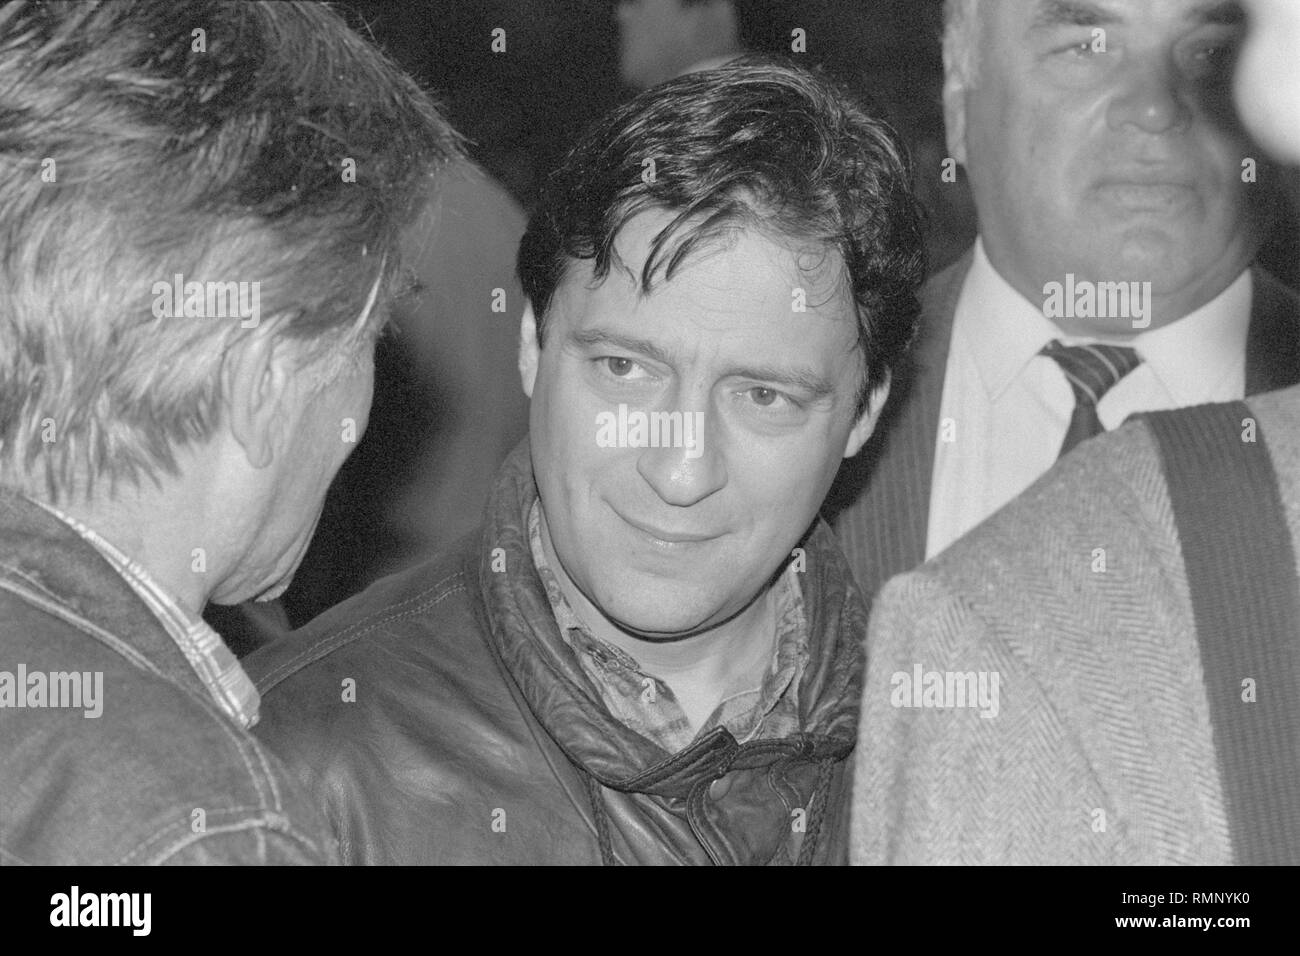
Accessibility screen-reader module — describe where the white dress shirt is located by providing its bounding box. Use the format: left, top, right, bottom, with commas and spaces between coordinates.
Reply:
926, 239, 1253, 559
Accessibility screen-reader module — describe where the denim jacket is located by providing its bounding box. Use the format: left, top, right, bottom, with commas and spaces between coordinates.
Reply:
0, 488, 335, 864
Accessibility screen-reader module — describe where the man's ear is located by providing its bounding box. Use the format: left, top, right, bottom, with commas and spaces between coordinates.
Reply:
519, 301, 541, 398
843, 373, 892, 460
222, 324, 296, 470
941, 44, 970, 166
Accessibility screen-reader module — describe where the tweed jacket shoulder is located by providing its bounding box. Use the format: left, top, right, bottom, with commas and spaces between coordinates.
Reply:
850, 385, 1300, 865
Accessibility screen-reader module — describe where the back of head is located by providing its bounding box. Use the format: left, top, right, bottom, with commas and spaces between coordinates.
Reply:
0, 0, 462, 503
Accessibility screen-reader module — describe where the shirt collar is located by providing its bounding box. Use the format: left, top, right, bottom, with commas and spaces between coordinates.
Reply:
1118, 269, 1252, 405
957, 239, 1067, 401
958, 238, 1253, 403
29, 499, 260, 729
525, 499, 809, 752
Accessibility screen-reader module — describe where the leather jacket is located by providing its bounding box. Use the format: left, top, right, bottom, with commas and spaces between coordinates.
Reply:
248, 442, 867, 864
0, 489, 333, 865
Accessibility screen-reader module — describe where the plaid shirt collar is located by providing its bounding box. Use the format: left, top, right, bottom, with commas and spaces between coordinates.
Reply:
527, 500, 810, 754
32, 500, 260, 729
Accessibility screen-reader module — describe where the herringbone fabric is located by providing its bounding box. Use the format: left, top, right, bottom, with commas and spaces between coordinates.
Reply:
1146, 402, 1300, 864
1040, 341, 1142, 458
827, 251, 1300, 612
850, 385, 1300, 865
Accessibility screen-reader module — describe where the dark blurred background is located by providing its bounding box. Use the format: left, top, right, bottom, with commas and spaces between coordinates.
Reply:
208, 0, 1299, 645
335, 0, 954, 227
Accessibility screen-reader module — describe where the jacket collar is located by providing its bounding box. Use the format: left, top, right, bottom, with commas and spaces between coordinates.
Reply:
0, 487, 205, 696
474, 441, 865, 799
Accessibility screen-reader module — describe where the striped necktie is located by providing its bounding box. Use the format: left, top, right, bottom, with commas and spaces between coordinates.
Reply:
1040, 340, 1142, 459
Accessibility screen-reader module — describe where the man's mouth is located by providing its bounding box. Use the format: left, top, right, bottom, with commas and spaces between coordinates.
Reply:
1094, 171, 1198, 210
616, 510, 719, 546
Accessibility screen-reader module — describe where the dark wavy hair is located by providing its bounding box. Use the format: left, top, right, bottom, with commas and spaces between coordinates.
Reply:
518, 56, 926, 415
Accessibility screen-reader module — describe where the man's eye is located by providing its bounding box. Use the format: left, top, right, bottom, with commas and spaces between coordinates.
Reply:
604, 356, 639, 377
1062, 39, 1098, 57
748, 386, 789, 408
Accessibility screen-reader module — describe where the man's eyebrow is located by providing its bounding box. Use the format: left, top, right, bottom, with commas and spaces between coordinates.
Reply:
568, 328, 676, 367
1030, 0, 1121, 29
1187, 1, 1244, 26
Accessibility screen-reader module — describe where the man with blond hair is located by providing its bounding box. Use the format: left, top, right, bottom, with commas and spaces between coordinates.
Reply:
0, 0, 459, 864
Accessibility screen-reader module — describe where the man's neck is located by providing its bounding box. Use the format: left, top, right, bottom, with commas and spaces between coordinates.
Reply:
979, 236, 1252, 339
537, 509, 777, 731
43, 483, 214, 619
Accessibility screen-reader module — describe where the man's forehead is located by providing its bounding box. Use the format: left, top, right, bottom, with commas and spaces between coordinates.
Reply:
553, 279, 853, 359
587, 209, 853, 309
548, 224, 860, 369
556, 247, 853, 329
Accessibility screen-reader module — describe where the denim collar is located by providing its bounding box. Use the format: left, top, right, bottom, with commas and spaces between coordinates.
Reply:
0, 488, 227, 715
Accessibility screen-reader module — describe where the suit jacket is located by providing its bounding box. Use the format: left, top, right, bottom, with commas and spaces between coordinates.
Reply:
825, 249, 1300, 605
850, 384, 1300, 865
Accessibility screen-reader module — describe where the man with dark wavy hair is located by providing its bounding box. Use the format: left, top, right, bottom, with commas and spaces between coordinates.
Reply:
249, 59, 925, 865
0, 0, 460, 864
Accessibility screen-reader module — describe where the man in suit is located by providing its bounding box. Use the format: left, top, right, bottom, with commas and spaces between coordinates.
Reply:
850, 0, 1300, 866
828, 0, 1300, 605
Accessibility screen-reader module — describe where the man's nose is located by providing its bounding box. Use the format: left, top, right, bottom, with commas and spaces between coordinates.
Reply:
634, 411, 725, 508
1107, 54, 1194, 135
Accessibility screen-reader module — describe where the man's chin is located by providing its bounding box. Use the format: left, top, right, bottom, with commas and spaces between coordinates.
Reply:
600, 596, 748, 643
208, 563, 297, 606
249, 532, 316, 603
253, 578, 292, 603
613, 620, 716, 643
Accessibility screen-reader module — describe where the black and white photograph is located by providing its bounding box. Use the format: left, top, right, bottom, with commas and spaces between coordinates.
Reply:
1, 0, 1297, 927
